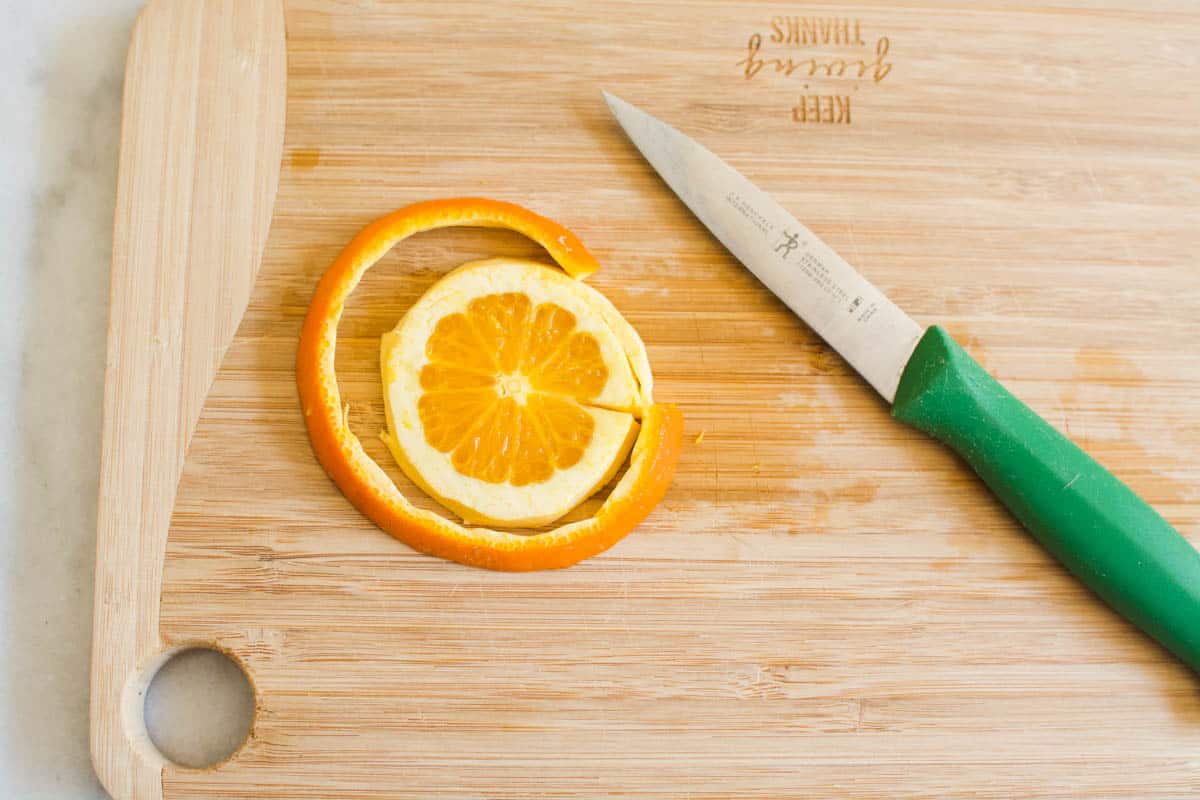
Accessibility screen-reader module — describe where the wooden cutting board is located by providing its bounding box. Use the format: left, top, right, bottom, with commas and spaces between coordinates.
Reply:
93, 1, 1200, 798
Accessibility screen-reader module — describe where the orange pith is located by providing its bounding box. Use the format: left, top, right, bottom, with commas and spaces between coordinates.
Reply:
417, 293, 609, 487
296, 197, 683, 571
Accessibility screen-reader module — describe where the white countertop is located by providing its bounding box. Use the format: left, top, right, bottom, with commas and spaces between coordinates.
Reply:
2, 3, 152, 797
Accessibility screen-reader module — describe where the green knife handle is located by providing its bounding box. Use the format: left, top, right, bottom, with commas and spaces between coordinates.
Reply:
892, 326, 1200, 672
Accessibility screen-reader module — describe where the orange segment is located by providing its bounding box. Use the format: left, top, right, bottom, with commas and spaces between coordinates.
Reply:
426, 313, 495, 370
464, 293, 532, 373
419, 364, 495, 391
526, 393, 593, 469
531, 331, 609, 400
523, 304, 580, 373
448, 398, 515, 484
511, 407, 554, 487
416, 389, 494, 451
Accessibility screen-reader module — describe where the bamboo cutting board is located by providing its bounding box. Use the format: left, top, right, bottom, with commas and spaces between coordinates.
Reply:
93, 1, 1200, 798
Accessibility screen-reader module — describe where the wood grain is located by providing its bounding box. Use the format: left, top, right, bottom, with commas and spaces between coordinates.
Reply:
90, 1, 285, 798
100, 1, 1200, 798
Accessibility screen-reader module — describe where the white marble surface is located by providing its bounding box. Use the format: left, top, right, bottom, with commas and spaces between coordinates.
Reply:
1, 2, 155, 797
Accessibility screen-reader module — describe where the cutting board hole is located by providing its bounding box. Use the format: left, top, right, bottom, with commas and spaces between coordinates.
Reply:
142, 647, 255, 768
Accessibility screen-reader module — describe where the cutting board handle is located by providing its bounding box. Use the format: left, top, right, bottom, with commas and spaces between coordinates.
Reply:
90, 1, 286, 798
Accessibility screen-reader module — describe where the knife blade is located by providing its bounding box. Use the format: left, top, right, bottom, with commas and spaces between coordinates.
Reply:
602, 91, 923, 402
603, 90, 1200, 673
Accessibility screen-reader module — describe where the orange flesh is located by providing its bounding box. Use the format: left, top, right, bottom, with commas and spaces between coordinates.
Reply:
416, 293, 611, 487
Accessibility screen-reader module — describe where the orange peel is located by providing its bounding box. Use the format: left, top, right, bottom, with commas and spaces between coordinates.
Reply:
296, 197, 683, 571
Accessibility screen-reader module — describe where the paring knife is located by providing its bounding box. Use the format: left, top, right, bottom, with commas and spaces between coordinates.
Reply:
603, 91, 1200, 673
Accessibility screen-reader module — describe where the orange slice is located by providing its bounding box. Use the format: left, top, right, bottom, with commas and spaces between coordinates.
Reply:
296, 198, 682, 570
381, 258, 645, 527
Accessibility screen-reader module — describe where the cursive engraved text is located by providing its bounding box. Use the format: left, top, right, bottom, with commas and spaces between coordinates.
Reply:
739, 33, 892, 83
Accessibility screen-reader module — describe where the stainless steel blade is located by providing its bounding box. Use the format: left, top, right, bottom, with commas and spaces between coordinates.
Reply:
603, 91, 923, 402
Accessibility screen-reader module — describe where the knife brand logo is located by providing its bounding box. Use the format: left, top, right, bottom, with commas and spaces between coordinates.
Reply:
736, 16, 893, 126
774, 230, 802, 259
